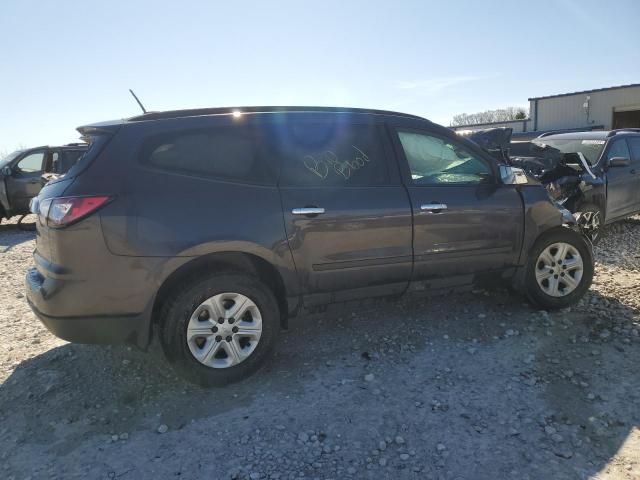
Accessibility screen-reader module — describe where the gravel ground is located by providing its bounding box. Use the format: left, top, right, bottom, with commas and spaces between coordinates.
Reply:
1, 215, 639, 480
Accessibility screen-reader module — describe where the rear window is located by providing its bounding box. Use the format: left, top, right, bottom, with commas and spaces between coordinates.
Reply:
141, 126, 275, 185
277, 122, 388, 186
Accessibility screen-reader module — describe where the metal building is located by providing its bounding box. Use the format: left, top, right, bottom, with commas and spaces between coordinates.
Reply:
451, 83, 640, 139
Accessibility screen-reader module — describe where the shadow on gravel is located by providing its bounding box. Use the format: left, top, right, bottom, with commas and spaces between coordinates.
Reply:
0, 219, 36, 252
0, 287, 637, 477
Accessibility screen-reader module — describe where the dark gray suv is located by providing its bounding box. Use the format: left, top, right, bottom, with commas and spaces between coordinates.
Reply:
26, 107, 594, 386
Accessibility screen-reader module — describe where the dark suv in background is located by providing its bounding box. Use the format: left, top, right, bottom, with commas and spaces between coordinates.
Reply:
26, 107, 593, 386
512, 129, 640, 242
0, 144, 87, 222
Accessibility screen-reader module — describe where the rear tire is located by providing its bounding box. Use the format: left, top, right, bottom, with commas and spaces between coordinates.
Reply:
159, 272, 279, 387
524, 228, 593, 310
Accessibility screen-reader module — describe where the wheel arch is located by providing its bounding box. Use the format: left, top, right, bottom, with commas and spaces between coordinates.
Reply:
513, 224, 587, 294
151, 251, 292, 337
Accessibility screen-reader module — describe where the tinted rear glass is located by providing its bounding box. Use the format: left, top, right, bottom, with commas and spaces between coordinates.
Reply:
63, 136, 109, 179
56, 149, 86, 174
277, 122, 388, 186
141, 126, 275, 184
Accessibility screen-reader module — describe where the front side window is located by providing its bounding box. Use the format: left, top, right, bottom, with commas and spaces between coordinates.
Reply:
398, 131, 491, 185
606, 139, 631, 161
16, 152, 44, 173
142, 126, 274, 184
626, 137, 640, 164
278, 123, 388, 187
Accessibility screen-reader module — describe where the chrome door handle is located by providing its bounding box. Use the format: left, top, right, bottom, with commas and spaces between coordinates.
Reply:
292, 207, 325, 215
421, 203, 448, 212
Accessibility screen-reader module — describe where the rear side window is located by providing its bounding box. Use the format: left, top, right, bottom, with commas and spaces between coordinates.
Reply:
141, 126, 274, 184
277, 123, 388, 186
58, 150, 86, 173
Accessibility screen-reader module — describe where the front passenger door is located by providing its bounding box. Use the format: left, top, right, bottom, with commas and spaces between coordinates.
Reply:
392, 128, 523, 284
6, 150, 46, 213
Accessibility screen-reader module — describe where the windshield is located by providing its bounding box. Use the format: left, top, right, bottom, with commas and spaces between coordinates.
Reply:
0, 150, 24, 168
532, 138, 605, 165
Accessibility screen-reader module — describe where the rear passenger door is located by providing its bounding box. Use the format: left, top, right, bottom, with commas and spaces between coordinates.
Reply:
277, 118, 413, 305
390, 124, 523, 284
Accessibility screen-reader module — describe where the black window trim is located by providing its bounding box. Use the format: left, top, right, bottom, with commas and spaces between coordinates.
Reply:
391, 126, 499, 187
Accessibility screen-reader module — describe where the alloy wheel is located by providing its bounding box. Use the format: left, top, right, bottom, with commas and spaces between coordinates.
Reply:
186, 292, 262, 368
535, 242, 584, 297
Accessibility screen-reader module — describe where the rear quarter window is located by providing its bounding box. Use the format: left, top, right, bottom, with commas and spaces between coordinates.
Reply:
57, 149, 86, 174
140, 126, 275, 185
62, 135, 111, 179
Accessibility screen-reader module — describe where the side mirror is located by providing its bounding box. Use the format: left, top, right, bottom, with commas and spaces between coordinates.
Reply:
608, 157, 630, 168
1, 166, 12, 176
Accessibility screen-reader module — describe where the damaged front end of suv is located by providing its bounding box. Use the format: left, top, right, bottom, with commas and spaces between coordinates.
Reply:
459, 128, 606, 243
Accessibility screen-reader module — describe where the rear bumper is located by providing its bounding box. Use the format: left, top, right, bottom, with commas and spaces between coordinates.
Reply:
26, 267, 150, 347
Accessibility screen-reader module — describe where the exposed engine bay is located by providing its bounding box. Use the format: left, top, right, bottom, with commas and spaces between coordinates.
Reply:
458, 127, 606, 242
458, 127, 605, 210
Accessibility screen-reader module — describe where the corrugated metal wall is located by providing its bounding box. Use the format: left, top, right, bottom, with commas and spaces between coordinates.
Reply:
532, 85, 640, 131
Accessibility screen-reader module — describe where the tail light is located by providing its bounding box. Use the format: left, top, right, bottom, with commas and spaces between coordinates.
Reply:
39, 196, 111, 228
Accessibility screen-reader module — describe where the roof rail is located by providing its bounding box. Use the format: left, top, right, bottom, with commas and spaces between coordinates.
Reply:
606, 128, 640, 137
64, 142, 88, 146
127, 105, 427, 122
536, 131, 556, 138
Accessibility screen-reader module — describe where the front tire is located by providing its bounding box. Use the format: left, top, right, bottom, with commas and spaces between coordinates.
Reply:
160, 272, 280, 387
524, 228, 593, 310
